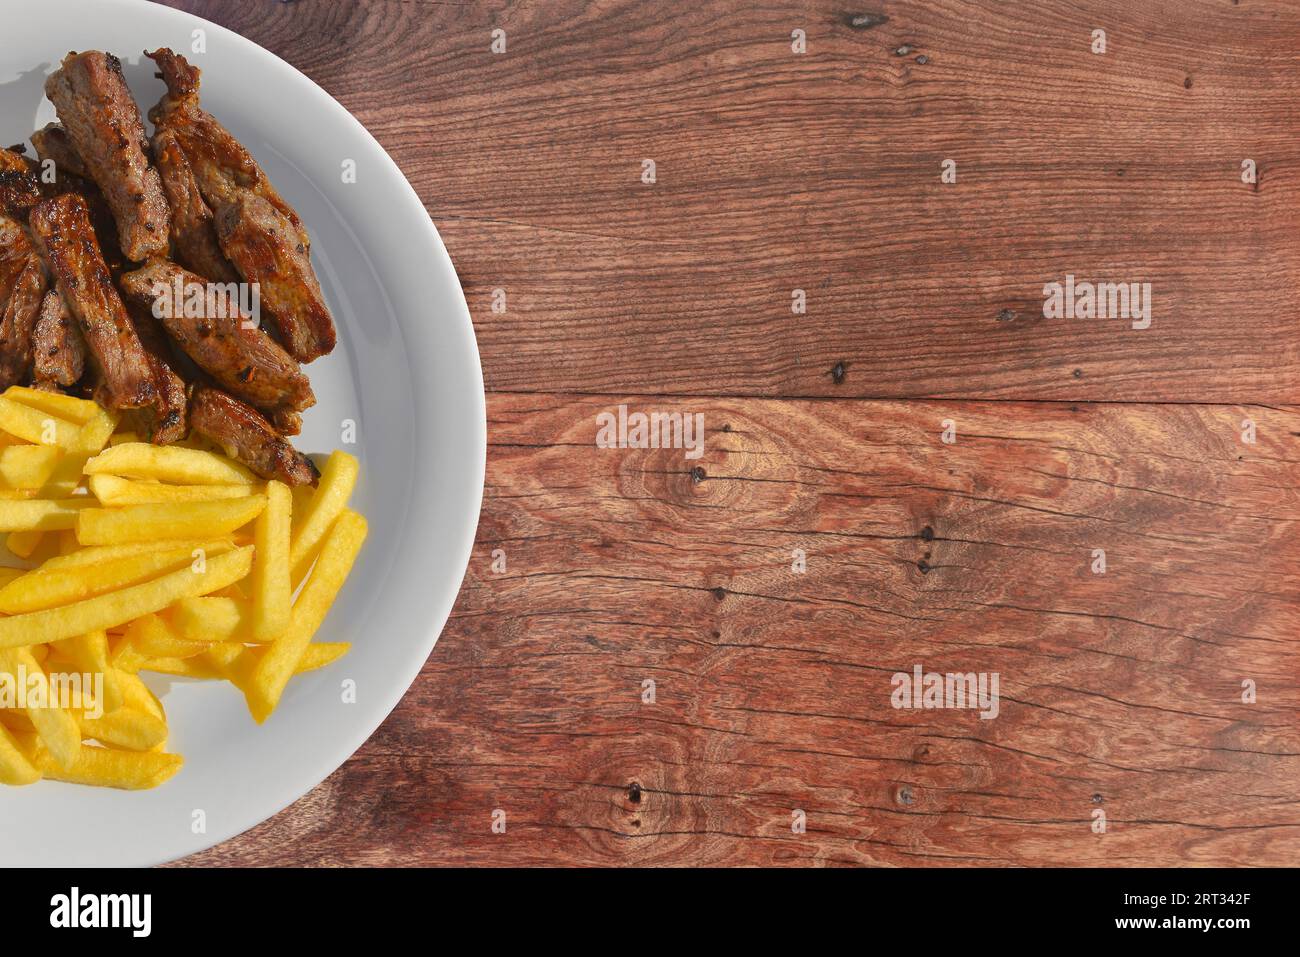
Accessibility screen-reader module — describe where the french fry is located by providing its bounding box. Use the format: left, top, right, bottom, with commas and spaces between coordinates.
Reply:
50, 631, 122, 714
0, 543, 228, 614
0, 647, 81, 770
0, 706, 34, 731
244, 511, 366, 722
89, 473, 255, 506
0, 498, 88, 533
20, 734, 182, 790
77, 496, 267, 545
115, 671, 165, 721
109, 431, 141, 446
252, 481, 291, 641
0, 545, 254, 648
0, 724, 40, 785
0, 567, 24, 588
298, 642, 350, 671
201, 641, 246, 679
108, 636, 150, 675
77, 706, 169, 752
84, 442, 256, 485
8, 406, 117, 558
39, 538, 232, 572
171, 595, 254, 643
0, 444, 61, 489
138, 655, 223, 680
4, 386, 99, 425
289, 450, 358, 585
126, 615, 210, 659
230, 642, 351, 687
0, 397, 82, 448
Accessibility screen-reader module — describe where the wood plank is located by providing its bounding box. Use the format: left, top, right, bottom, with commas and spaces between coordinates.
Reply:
166, 0, 1300, 401
179, 393, 1300, 865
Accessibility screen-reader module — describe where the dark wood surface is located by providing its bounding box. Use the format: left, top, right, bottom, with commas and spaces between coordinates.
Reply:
156, 0, 1300, 866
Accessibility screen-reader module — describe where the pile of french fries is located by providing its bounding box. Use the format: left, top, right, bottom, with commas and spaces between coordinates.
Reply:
0, 386, 365, 790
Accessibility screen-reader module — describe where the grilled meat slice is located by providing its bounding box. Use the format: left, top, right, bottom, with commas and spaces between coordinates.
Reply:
214, 190, 335, 362
27, 193, 157, 411
29, 123, 89, 180
270, 409, 302, 437
28, 133, 129, 283
146, 48, 334, 361
120, 260, 314, 420
31, 289, 87, 389
188, 385, 318, 486
125, 300, 188, 444
146, 48, 307, 246
44, 51, 170, 262
0, 213, 32, 304
0, 147, 42, 218
152, 127, 237, 282
0, 221, 46, 388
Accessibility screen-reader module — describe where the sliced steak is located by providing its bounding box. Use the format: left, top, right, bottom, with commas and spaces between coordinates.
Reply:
214, 190, 335, 362
44, 51, 170, 261
28, 133, 128, 284
120, 259, 314, 419
0, 219, 46, 388
31, 289, 87, 390
152, 126, 237, 282
146, 48, 307, 245
27, 193, 157, 411
123, 300, 189, 444
188, 385, 318, 486
29, 123, 89, 180
146, 48, 334, 362
0, 147, 42, 218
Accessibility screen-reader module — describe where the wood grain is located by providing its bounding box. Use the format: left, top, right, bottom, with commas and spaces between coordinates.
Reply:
184, 394, 1300, 866
160, 0, 1300, 401
147, 0, 1300, 867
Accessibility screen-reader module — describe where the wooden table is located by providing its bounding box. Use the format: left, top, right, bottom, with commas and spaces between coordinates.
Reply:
166, 0, 1300, 866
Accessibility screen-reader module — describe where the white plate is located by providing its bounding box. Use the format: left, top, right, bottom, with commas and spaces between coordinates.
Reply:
0, 0, 485, 866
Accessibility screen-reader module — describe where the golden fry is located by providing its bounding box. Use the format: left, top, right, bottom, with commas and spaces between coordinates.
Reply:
0, 444, 61, 489
0, 546, 254, 648
0, 647, 81, 770
0, 498, 87, 533
289, 450, 358, 585
22, 734, 182, 790
77, 706, 169, 752
89, 473, 254, 505
4, 386, 99, 425
77, 496, 267, 545
85, 442, 256, 485
171, 595, 255, 643
0, 543, 221, 614
126, 615, 210, 659
0, 723, 40, 785
245, 511, 367, 722
0, 397, 82, 447
7, 407, 117, 558
252, 481, 292, 641
50, 631, 122, 714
